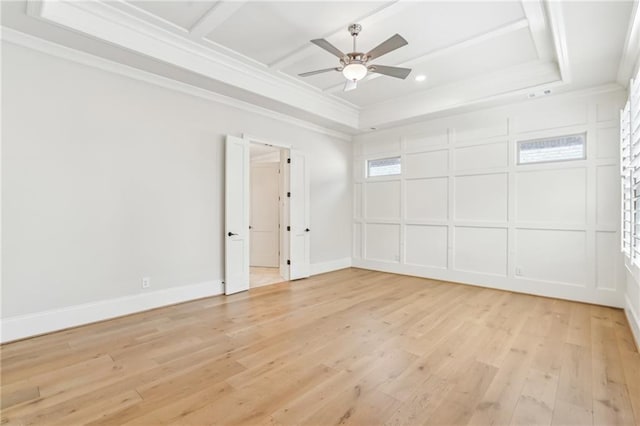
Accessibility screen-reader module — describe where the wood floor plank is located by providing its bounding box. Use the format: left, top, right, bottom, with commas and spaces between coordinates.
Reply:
1, 268, 638, 425
510, 368, 558, 426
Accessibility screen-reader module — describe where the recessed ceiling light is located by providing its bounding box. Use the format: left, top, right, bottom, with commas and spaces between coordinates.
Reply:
415, 74, 426, 82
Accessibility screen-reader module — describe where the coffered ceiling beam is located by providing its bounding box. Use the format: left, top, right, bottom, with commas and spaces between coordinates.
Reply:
189, 1, 247, 39
521, 0, 555, 62
31, 0, 360, 129
545, 0, 571, 83
323, 18, 530, 93
268, 0, 410, 70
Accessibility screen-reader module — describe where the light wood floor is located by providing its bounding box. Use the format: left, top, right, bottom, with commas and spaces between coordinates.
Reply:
1, 268, 639, 425
250, 266, 284, 288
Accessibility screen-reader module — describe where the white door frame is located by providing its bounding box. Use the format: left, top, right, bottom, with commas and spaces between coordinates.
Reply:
243, 134, 293, 282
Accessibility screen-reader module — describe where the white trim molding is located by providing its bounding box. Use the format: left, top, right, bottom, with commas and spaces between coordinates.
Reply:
353, 259, 624, 309
625, 294, 640, 351
28, 0, 360, 129
617, 0, 640, 86
310, 258, 352, 276
0, 280, 224, 344
1, 28, 352, 142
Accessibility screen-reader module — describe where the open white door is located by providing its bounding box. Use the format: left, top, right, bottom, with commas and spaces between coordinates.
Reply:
225, 135, 250, 294
289, 150, 310, 280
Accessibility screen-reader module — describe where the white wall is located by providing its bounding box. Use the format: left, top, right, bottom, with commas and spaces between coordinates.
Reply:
353, 88, 627, 308
1, 41, 352, 341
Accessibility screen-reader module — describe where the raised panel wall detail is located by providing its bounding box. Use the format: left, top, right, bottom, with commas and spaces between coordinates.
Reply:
365, 223, 400, 262
455, 118, 508, 142
516, 168, 586, 224
405, 225, 448, 268
354, 183, 362, 218
596, 127, 619, 159
405, 149, 448, 178
365, 180, 400, 219
455, 173, 508, 222
364, 138, 400, 156
596, 165, 619, 227
405, 178, 448, 221
516, 229, 587, 285
353, 90, 626, 307
455, 142, 508, 171
514, 99, 588, 133
454, 226, 508, 276
405, 131, 448, 152
353, 223, 362, 259
596, 231, 617, 290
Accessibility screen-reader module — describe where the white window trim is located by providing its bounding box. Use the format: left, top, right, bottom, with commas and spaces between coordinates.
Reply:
621, 69, 640, 266
516, 133, 586, 166
366, 156, 402, 179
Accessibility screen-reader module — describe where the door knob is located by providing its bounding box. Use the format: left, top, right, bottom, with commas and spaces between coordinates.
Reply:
228, 232, 238, 237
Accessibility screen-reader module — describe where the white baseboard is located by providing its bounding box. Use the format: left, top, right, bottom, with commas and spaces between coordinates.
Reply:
625, 294, 640, 351
310, 258, 352, 276
0, 280, 223, 344
351, 259, 625, 308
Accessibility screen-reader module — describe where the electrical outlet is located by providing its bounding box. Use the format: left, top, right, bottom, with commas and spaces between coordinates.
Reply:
515, 267, 522, 276
142, 277, 151, 289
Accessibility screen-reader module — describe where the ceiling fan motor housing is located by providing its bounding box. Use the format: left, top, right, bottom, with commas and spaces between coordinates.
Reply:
348, 24, 362, 37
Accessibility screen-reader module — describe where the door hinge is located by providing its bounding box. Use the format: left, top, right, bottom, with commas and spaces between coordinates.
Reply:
287, 158, 291, 164
287, 192, 291, 198
287, 259, 291, 265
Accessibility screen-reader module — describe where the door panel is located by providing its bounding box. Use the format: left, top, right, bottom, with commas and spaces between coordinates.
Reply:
225, 135, 250, 295
289, 150, 310, 280
250, 162, 280, 267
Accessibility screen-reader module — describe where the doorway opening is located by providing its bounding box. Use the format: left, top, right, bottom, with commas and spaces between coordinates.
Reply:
249, 142, 288, 288
225, 134, 309, 295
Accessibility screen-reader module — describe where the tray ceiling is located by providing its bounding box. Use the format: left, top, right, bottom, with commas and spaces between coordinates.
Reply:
1, 0, 637, 132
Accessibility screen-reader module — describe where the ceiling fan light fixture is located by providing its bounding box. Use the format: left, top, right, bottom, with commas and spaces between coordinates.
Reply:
342, 63, 367, 81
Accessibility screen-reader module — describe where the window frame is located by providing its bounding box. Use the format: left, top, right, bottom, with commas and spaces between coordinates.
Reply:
366, 156, 402, 178
516, 132, 587, 166
621, 70, 640, 265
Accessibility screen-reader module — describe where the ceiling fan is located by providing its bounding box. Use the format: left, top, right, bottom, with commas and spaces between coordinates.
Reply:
299, 24, 411, 92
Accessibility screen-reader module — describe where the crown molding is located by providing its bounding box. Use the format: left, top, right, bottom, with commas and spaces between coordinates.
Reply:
617, 0, 640, 87
28, 0, 360, 129
1, 27, 353, 142
357, 82, 624, 136
359, 61, 563, 129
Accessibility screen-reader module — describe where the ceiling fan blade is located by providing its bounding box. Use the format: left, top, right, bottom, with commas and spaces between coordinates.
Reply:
366, 34, 408, 60
369, 65, 412, 79
344, 79, 357, 92
298, 67, 339, 77
310, 39, 345, 59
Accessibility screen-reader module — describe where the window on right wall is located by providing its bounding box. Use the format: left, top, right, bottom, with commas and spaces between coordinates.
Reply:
621, 70, 640, 264
517, 133, 586, 165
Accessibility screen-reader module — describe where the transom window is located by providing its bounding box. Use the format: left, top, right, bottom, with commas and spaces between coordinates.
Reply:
367, 156, 401, 177
517, 133, 586, 165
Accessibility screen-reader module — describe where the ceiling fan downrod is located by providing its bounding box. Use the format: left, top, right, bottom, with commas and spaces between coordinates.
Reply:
348, 23, 362, 53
